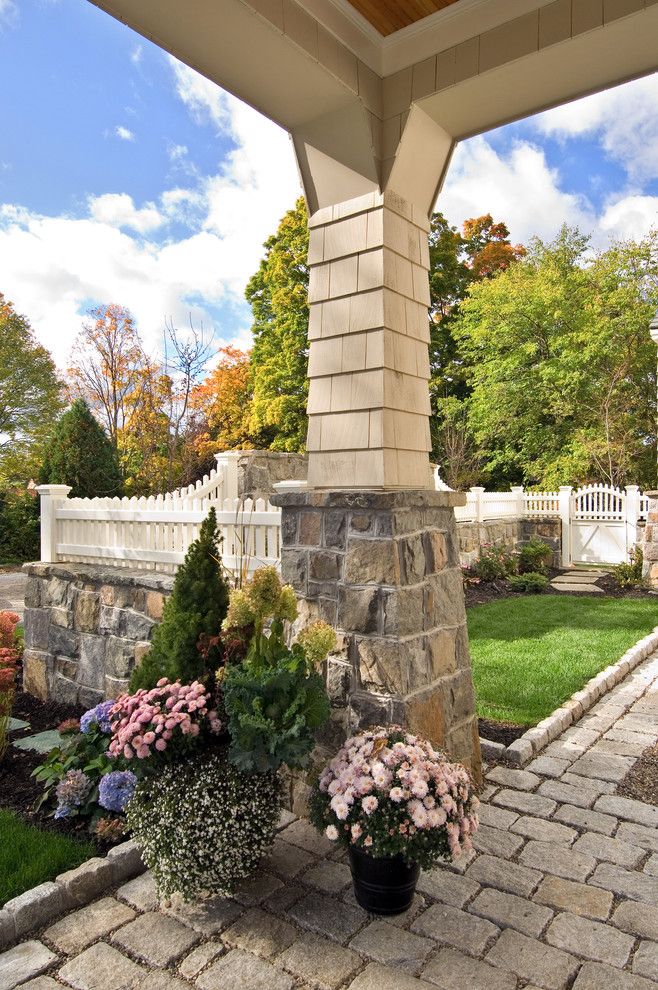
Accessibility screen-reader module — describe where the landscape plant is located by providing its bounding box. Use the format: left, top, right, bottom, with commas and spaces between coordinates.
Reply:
508, 572, 549, 594
39, 398, 123, 498
473, 543, 518, 581
611, 546, 645, 588
518, 538, 554, 575
130, 508, 230, 690
310, 726, 479, 867
0, 611, 21, 760
221, 567, 334, 772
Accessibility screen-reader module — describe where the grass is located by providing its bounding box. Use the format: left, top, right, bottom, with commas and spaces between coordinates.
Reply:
0, 810, 95, 906
468, 595, 657, 726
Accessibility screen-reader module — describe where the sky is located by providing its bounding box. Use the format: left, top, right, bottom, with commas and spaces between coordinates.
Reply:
1, 0, 657, 369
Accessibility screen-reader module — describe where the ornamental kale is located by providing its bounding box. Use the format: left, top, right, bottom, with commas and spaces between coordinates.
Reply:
98, 770, 137, 812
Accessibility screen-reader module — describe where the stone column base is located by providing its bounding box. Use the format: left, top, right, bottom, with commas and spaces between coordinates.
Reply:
642, 491, 658, 587
271, 489, 482, 788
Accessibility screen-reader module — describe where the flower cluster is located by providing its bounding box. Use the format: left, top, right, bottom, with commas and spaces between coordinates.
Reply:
296, 621, 337, 668
310, 726, 479, 869
108, 679, 222, 762
0, 610, 20, 695
54, 769, 92, 819
80, 700, 114, 735
94, 817, 126, 842
98, 770, 137, 812
223, 566, 298, 631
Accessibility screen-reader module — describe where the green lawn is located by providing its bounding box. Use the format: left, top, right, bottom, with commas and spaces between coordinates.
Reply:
0, 811, 94, 906
468, 595, 657, 726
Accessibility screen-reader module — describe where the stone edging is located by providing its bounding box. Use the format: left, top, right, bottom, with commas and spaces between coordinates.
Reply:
0, 841, 145, 951
479, 624, 658, 767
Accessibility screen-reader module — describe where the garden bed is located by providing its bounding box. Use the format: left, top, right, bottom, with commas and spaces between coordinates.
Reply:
469, 595, 658, 734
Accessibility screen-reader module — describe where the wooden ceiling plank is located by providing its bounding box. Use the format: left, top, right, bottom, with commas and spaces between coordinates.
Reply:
347, 0, 460, 37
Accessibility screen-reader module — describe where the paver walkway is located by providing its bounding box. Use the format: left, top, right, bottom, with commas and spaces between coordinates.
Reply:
2, 653, 657, 990
0, 570, 27, 620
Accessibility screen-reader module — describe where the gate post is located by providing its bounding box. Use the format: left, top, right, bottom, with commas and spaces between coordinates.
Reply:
470, 486, 485, 523
511, 485, 525, 518
558, 486, 572, 567
625, 485, 640, 559
35, 485, 72, 563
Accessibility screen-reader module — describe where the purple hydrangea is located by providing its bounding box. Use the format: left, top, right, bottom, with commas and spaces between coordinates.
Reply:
54, 769, 92, 818
98, 770, 138, 813
80, 700, 115, 735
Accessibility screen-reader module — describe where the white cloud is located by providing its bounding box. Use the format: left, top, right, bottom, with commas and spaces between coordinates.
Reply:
0, 0, 17, 29
438, 136, 595, 244
599, 195, 658, 241
130, 44, 142, 65
168, 143, 188, 161
115, 125, 135, 142
535, 73, 658, 185
89, 193, 164, 233
0, 58, 301, 369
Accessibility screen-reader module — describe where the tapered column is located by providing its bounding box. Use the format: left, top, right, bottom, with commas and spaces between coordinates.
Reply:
306, 190, 433, 490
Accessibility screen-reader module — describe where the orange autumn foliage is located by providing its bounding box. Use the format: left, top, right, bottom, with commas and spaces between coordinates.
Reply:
190, 346, 259, 458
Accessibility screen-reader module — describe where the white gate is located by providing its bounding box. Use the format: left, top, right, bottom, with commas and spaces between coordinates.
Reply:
569, 485, 635, 565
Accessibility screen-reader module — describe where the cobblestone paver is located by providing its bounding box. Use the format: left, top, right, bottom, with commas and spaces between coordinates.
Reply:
2, 653, 657, 990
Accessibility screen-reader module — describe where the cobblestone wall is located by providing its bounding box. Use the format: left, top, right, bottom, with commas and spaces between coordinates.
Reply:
237, 451, 308, 499
458, 517, 561, 567
22, 563, 173, 707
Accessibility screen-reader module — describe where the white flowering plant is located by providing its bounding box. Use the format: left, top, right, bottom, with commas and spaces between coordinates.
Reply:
126, 751, 280, 901
309, 726, 479, 869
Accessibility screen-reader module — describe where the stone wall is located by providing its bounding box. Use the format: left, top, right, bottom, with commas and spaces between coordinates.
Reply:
22, 563, 173, 707
456, 516, 561, 567
236, 451, 308, 500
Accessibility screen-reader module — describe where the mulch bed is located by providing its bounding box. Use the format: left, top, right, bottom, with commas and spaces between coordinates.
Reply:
478, 718, 526, 746
616, 743, 658, 806
1, 679, 117, 851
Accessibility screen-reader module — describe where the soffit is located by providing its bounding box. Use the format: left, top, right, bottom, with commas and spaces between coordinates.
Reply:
347, 0, 460, 37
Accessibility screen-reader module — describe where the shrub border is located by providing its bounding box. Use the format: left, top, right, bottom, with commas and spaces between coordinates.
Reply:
479, 624, 658, 767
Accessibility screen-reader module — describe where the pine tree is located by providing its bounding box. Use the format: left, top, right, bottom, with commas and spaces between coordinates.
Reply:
130, 508, 230, 690
39, 398, 123, 498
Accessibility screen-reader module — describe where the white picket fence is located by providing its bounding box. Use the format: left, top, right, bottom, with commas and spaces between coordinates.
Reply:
36, 454, 280, 578
36, 452, 649, 573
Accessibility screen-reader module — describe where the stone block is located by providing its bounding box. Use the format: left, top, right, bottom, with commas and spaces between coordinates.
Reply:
324, 510, 347, 549
350, 919, 433, 974
58, 942, 146, 990
338, 587, 380, 633
107, 840, 144, 881
486, 929, 579, 990
537, 779, 597, 809
546, 911, 634, 967
287, 892, 365, 944
492, 789, 556, 818
427, 627, 458, 678
402, 688, 446, 751
278, 931, 362, 989
486, 766, 540, 790
471, 824, 524, 859
382, 586, 425, 636
74, 591, 100, 633
178, 941, 224, 980
304, 860, 351, 895
423, 530, 447, 574
0, 941, 58, 990
534, 875, 612, 920
469, 887, 553, 938
344, 539, 400, 585
572, 962, 657, 990
589, 863, 657, 904
411, 902, 499, 956
519, 840, 597, 882
4, 882, 67, 938
358, 637, 428, 696
24, 576, 42, 608
22, 650, 51, 700
421, 947, 517, 990
553, 804, 618, 836
112, 911, 199, 966
612, 900, 658, 940
105, 636, 136, 679
0, 910, 15, 950
234, 872, 282, 907
105, 675, 129, 698
164, 897, 242, 936
45, 897, 136, 954
348, 962, 443, 990
222, 907, 296, 960
477, 803, 519, 830
145, 591, 165, 620
633, 942, 658, 983
466, 855, 542, 897
56, 857, 114, 906
593, 795, 658, 828
24, 608, 50, 650
310, 550, 343, 582
424, 569, 466, 627
416, 867, 480, 908
196, 949, 294, 990
48, 624, 78, 657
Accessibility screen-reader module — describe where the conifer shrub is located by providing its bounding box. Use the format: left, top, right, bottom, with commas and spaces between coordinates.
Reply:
129, 508, 230, 690
39, 398, 123, 498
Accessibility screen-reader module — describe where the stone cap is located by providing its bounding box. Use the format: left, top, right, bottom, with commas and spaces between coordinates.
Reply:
22, 561, 175, 592
270, 488, 467, 509
643, 490, 658, 499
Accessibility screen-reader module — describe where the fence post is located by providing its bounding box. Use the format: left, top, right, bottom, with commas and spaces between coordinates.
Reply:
470, 486, 485, 523
214, 451, 241, 500
36, 485, 72, 563
558, 486, 572, 567
625, 485, 640, 558
511, 485, 525, 518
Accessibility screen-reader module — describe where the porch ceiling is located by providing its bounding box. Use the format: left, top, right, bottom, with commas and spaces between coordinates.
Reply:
347, 0, 460, 37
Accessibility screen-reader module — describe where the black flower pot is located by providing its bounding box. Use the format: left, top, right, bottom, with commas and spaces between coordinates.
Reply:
348, 845, 420, 915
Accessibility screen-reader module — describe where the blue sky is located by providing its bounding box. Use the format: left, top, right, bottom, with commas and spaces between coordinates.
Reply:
1, 0, 657, 368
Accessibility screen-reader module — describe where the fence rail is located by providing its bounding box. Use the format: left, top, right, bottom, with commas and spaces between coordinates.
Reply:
36, 459, 650, 573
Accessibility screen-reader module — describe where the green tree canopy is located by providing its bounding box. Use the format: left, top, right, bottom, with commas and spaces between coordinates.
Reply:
0, 294, 64, 485
39, 398, 123, 498
453, 227, 658, 489
246, 198, 310, 452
